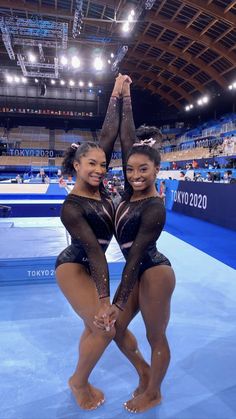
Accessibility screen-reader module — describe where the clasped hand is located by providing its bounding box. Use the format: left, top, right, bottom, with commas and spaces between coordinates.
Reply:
93, 303, 120, 331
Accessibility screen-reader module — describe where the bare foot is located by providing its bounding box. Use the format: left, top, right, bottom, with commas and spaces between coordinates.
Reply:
89, 383, 105, 402
68, 377, 104, 410
132, 368, 150, 397
124, 390, 162, 413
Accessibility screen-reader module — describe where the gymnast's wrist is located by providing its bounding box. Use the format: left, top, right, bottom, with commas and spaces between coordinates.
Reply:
99, 296, 110, 306
114, 302, 124, 311
111, 91, 120, 98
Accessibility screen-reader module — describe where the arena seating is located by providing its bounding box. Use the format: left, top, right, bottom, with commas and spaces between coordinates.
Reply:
1, 112, 236, 172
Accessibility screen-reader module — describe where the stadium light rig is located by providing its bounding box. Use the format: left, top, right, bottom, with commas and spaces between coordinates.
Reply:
60, 56, 68, 66
111, 45, 128, 72
185, 104, 194, 112
93, 57, 104, 71
197, 96, 209, 106
121, 9, 137, 33
145, 0, 156, 10
185, 96, 209, 111
228, 82, 236, 90
72, 0, 84, 38
71, 56, 81, 69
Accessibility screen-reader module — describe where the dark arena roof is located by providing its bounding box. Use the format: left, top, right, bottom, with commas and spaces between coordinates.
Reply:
1, 0, 236, 124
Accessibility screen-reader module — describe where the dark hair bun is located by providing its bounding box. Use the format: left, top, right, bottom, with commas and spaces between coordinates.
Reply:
136, 125, 162, 141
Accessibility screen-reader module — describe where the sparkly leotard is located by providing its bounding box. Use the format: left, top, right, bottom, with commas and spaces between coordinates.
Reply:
56, 96, 120, 299
112, 196, 171, 309
112, 96, 170, 310
55, 194, 114, 298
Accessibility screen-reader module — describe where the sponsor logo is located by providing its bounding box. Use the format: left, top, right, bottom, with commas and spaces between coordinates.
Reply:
171, 190, 207, 209
27, 269, 55, 277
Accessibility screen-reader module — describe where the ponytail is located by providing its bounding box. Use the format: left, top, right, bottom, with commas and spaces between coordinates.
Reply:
61, 141, 102, 176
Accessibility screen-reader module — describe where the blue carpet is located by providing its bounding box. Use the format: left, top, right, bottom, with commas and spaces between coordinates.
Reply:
165, 211, 236, 270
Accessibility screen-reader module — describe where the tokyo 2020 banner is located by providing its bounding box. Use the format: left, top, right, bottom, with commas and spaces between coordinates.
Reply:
161, 180, 236, 230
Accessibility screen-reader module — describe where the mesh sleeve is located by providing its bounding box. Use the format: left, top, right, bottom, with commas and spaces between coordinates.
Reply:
99, 96, 121, 168
113, 201, 166, 310
61, 200, 110, 299
120, 96, 136, 189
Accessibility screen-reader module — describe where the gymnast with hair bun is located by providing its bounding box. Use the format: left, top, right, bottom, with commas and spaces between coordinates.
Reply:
96, 76, 176, 414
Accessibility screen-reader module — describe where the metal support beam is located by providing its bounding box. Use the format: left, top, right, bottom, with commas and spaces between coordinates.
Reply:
134, 35, 227, 89
123, 62, 193, 102
16, 60, 63, 70
148, 13, 236, 66
17, 54, 27, 76
39, 44, 45, 61
0, 18, 15, 60
111, 45, 128, 72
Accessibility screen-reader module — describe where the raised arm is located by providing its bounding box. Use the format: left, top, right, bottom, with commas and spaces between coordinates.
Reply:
61, 199, 110, 299
120, 78, 136, 186
99, 76, 124, 168
113, 201, 166, 310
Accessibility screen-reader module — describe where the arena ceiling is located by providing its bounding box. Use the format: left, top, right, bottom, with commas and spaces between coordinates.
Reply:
1, 0, 236, 111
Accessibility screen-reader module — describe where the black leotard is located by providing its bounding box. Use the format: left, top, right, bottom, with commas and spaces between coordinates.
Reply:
113, 196, 171, 310
56, 95, 120, 299
55, 194, 114, 299
111, 96, 170, 310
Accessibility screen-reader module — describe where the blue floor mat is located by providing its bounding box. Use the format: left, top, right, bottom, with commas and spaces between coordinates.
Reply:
1, 236, 236, 419
165, 211, 236, 269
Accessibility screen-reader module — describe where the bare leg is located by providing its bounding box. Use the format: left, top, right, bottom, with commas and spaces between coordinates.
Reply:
56, 263, 115, 410
113, 282, 150, 396
124, 265, 175, 413
114, 76, 150, 395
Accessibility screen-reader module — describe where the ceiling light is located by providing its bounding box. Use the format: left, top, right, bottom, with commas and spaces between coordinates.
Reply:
6, 75, 13, 83
60, 56, 68, 65
94, 57, 104, 71
71, 56, 81, 68
122, 22, 130, 32
28, 53, 36, 63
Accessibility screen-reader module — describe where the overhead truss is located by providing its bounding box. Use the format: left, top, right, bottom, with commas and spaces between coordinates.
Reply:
0, 0, 236, 109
